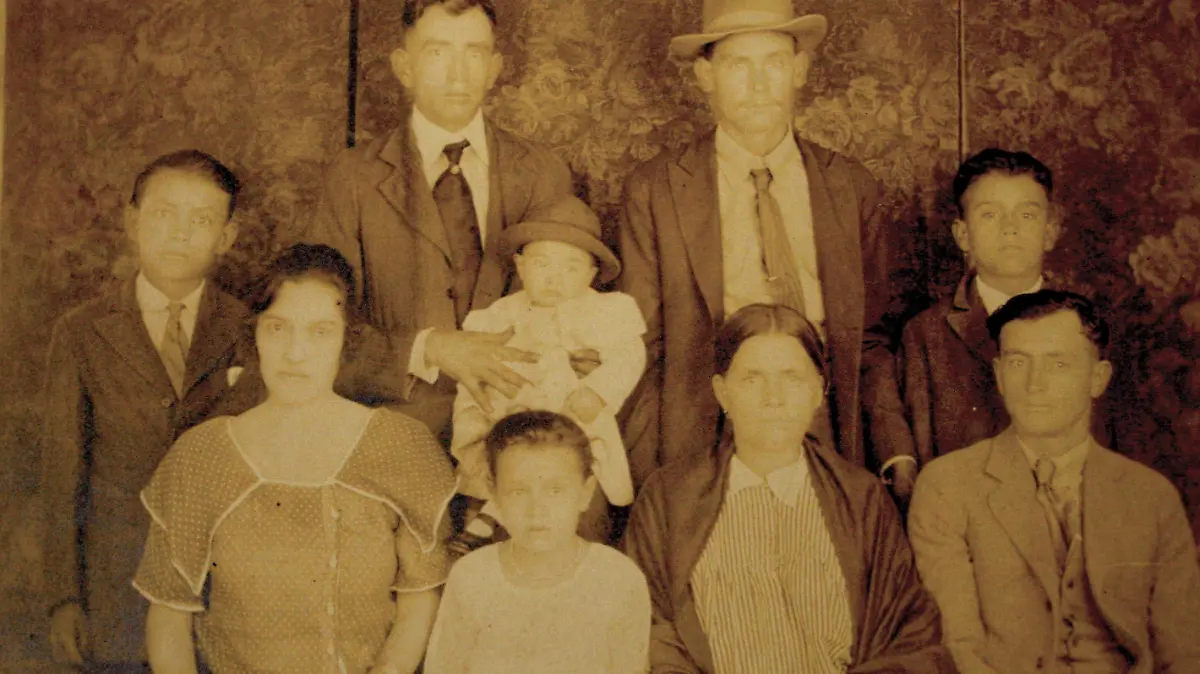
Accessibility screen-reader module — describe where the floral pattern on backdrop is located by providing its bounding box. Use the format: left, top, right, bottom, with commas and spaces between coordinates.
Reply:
966, 0, 1200, 529
0, 0, 347, 661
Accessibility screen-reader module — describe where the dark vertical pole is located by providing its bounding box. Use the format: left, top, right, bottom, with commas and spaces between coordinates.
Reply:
347, 0, 360, 148
957, 0, 968, 161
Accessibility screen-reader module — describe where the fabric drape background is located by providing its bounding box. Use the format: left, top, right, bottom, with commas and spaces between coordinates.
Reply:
1, 0, 1197, 667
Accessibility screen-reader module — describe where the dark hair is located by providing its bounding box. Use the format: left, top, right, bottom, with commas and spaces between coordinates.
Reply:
714, 303, 828, 383
485, 410, 594, 482
952, 148, 1053, 217
130, 150, 240, 219
402, 0, 497, 29
248, 243, 362, 361
987, 289, 1109, 357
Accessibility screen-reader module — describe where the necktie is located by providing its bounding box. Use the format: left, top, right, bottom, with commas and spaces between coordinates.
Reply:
433, 140, 482, 323
160, 302, 189, 397
1033, 459, 1069, 569
750, 168, 806, 315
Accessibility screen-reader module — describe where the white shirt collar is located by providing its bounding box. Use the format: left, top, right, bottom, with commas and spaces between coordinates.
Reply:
411, 107, 490, 172
135, 273, 205, 314
976, 275, 1044, 315
715, 126, 803, 179
728, 453, 808, 507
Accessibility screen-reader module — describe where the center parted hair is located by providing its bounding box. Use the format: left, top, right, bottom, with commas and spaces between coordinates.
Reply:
248, 243, 363, 361
713, 303, 828, 384
485, 410, 594, 482
987, 289, 1109, 358
402, 0, 497, 29
952, 148, 1053, 217
130, 149, 240, 219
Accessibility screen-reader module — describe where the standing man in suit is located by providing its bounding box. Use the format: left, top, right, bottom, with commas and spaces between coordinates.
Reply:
309, 0, 575, 442
620, 0, 898, 482
909, 290, 1200, 673
40, 150, 249, 669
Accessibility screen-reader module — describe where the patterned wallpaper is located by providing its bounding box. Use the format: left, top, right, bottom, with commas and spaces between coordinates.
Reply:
1, 0, 1197, 661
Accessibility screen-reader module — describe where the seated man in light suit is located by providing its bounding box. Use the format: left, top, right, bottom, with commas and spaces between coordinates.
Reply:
909, 289, 1200, 673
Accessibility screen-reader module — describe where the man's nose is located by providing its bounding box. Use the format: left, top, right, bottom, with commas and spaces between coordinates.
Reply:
447, 53, 467, 84
1026, 361, 1049, 392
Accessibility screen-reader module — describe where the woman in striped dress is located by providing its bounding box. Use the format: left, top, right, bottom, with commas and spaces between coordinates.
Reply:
623, 303, 954, 674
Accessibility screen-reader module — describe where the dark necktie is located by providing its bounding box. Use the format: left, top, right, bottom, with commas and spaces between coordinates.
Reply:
1033, 459, 1069, 569
433, 140, 482, 323
750, 167, 806, 316
160, 302, 188, 397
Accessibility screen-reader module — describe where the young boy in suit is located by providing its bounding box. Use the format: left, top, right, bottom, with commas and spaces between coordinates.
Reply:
40, 150, 248, 670
869, 148, 1062, 508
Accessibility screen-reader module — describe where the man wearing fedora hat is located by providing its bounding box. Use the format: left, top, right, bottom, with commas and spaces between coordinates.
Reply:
450, 195, 647, 546
619, 0, 902, 484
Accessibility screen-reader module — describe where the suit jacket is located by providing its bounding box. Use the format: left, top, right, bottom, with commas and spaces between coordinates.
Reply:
623, 434, 954, 674
619, 130, 897, 482
309, 108, 573, 438
869, 274, 1114, 470
908, 428, 1200, 673
39, 278, 248, 663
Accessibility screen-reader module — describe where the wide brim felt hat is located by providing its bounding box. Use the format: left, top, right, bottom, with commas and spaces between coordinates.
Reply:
498, 196, 622, 285
669, 0, 828, 60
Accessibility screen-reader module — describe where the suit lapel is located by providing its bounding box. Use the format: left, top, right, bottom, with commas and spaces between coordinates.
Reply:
670, 133, 724, 322
182, 285, 242, 396
471, 121, 519, 312
799, 138, 864, 337
985, 430, 1062, 602
946, 274, 997, 364
95, 279, 176, 397
375, 117, 453, 262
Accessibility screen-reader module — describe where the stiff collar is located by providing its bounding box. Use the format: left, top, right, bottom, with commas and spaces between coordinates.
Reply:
727, 453, 809, 507
1016, 433, 1091, 487
715, 126, 803, 179
135, 272, 205, 314
975, 275, 1044, 315
410, 107, 489, 172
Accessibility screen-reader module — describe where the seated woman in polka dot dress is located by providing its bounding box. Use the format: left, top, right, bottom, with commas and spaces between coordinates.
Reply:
134, 243, 457, 674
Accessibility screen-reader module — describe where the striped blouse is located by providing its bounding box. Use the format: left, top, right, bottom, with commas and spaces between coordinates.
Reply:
691, 455, 854, 674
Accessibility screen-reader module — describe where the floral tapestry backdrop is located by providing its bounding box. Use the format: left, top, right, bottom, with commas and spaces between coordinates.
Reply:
966, 0, 1200, 531
0, 0, 347, 661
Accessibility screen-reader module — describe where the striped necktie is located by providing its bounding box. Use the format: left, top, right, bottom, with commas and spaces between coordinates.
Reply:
433, 139, 482, 324
160, 302, 188, 397
1033, 459, 1069, 569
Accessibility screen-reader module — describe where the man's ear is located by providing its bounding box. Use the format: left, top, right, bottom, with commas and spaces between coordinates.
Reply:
390, 47, 413, 88
485, 52, 504, 92
992, 356, 1007, 399
694, 57, 715, 94
1090, 358, 1113, 399
123, 204, 140, 241
215, 218, 239, 256
1044, 205, 1064, 252
952, 218, 971, 255
712, 373, 728, 411
792, 49, 812, 89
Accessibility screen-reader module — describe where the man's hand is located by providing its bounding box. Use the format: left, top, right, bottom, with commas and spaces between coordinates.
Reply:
568, 348, 602, 378
565, 387, 606, 425
49, 601, 88, 665
426, 328, 537, 413
885, 460, 919, 514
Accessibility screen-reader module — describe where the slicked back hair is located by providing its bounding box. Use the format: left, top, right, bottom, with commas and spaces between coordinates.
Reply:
130, 150, 239, 220
952, 148, 1053, 218
402, 0, 497, 30
987, 289, 1109, 358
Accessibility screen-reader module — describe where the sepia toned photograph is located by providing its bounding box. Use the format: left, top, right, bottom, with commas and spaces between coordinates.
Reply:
1, 0, 1198, 671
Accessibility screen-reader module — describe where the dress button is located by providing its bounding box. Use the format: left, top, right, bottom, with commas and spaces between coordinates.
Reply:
327, 602, 335, 616
331, 509, 341, 521
329, 555, 338, 569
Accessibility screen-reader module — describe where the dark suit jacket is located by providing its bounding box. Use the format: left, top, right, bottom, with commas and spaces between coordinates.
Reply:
623, 435, 954, 674
39, 278, 248, 663
869, 274, 1113, 470
909, 429, 1200, 673
619, 131, 896, 482
309, 108, 573, 437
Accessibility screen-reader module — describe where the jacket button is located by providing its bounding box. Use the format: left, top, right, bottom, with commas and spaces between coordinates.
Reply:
161, 397, 174, 408
446, 288, 456, 299
1035, 656, 1044, 668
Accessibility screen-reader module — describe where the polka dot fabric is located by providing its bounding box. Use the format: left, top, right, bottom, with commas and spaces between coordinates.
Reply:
134, 410, 457, 673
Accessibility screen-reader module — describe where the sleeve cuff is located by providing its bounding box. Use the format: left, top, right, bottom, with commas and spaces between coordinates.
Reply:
880, 455, 918, 477
408, 327, 440, 384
